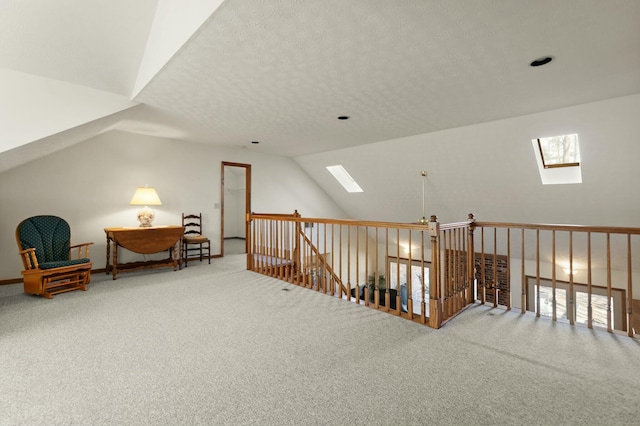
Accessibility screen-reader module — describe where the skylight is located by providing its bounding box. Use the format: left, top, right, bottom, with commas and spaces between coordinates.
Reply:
326, 165, 363, 193
531, 133, 582, 185
536, 134, 580, 168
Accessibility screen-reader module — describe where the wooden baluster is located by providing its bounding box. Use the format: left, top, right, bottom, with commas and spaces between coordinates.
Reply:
552, 230, 557, 321
264, 218, 269, 273
627, 234, 633, 337
446, 229, 453, 319
607, 233, 612, 332
587, 232, 592, 329
467, 214, 476, 305
256, 216, 260, 272
290, 219, 295, 283
283, 221, 288, 282
277, 220, 282, 279
521, 227, 526, 314
506, 227, 511, 311
262, 219, 267, 276
455, 228, 461, 312
569, 231, 574, 326
306, 225, 312, 288
293, 219, 297, 282
451, 229, 456, 317
374, 227, 379, 309
323, 222, 328, 294
421, 229, 426, 324
536, 229, 540, 318
277, 219, 282, 279
330, 224, 335, 295
272, 220, 278, 278
289, 220, 294, 283
407, 230, 413, 319
480, 227, 486, 304
355, 226, 360, 303
461, 226, 467, 307
392, 228, 400, 312
368, 226, 374, 306
493, 227, 498, 308
281, 219, 286, 280
451, 229, 457, 314
442, 230, 448, 319
358, 226, 370, 306
339, 224, 343, 298
347, 224, 351, 301
315, 221, 320, 291
385, 228, 390, 312
459, 228, 465, 309
453, 228, 458, 312
366, 226, 372, 306
265, 219, 269, 275
428, 215, 441, 328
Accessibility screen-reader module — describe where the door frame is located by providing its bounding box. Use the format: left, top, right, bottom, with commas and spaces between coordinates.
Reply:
220, 161, 251, 257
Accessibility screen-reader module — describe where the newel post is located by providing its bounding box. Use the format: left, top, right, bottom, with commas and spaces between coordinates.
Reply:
428, 215, 442, 329
246, 211, 254, 271
293, 210, 301, 284
467, 213, 476, 304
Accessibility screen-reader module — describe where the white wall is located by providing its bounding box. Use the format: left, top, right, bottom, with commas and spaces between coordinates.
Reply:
0, 130, 347, 280
294, 94, 640, 227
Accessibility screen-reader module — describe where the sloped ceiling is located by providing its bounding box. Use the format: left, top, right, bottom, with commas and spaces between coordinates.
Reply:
0, 0, 157, 95
1, 0, 639, 165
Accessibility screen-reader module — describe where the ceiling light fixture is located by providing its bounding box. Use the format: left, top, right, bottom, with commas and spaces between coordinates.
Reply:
530, 56, 553, 67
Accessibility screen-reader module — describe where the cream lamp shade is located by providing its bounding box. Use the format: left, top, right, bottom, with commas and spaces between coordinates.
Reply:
130, 186, 162, 227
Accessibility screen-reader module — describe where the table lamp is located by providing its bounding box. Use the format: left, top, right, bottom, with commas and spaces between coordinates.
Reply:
130, 186, 162, 227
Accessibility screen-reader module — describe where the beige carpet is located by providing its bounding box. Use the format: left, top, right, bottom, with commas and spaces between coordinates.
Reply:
1, 254, 639, 425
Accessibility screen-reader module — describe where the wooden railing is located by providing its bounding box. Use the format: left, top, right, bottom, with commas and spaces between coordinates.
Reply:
248, 211, 476, 329
473, 220, 640, 337
248, 212, 640, 336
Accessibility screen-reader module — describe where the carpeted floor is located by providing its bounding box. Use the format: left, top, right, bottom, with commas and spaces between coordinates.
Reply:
1, 254, 639, 425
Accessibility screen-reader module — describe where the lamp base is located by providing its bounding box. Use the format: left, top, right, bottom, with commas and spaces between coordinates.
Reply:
137, 206, 155, 227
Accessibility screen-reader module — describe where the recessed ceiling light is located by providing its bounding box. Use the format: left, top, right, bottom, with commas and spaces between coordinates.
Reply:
530, 56, 553, 67
251, 141, 260, 144
337, 116, 350, 120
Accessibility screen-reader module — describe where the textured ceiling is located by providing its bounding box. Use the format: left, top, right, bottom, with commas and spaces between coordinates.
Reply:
134, 0, 640, 156
2, 0, 640, 158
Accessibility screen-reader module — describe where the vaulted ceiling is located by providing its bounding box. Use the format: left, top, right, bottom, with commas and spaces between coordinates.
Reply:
1, 0, 639, 172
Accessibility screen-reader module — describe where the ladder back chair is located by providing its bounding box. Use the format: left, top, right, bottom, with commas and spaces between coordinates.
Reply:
16, 215, 93, 299
182, 213, 211, 267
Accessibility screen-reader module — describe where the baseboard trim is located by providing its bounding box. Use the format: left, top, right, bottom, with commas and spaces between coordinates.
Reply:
0, 277, 22, 286
1, 258, 225, 286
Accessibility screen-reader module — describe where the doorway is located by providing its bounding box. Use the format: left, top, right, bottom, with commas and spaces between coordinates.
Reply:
221, 162, 251, 256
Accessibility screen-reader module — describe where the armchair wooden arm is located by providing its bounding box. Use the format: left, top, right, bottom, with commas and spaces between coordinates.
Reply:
19, 247, 39, 270
70, 242, 94, 260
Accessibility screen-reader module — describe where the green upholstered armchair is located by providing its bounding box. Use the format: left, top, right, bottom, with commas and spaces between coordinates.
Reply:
16, 215, 93, 299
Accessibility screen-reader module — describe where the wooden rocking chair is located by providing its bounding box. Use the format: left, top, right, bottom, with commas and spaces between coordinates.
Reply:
16, 215, 93, 299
